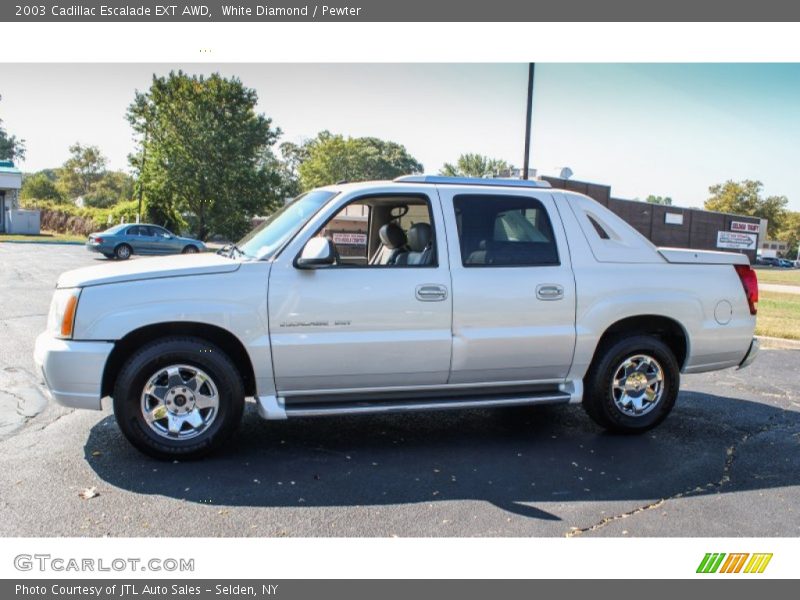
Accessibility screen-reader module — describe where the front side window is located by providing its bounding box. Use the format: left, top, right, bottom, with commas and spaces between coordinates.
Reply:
320, 200, 371, 264
454, 194, 559, 267
312, 196, 437, 268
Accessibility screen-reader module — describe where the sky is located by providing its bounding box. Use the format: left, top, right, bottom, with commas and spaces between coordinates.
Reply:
0, 63, 798, 210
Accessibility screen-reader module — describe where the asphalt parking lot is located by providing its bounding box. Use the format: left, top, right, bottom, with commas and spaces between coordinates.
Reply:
0, 243, 798, 537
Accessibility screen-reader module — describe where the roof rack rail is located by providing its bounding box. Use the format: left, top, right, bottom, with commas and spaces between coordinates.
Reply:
394, 175, 551, 189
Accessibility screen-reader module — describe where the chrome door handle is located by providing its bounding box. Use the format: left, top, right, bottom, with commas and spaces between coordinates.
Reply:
416, 284, 448, 302
536, 284, 564, 301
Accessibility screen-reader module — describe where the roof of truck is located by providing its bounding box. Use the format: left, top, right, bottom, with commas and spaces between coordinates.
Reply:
319, 175, 555, 195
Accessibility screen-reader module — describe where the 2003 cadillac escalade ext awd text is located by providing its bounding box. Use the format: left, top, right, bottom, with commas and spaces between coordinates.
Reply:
34, 176, 760, 459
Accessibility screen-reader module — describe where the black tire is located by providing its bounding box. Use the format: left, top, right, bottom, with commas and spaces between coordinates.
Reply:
114, 243, 133, 260
182, 245, 199, 254
582, 334, 679, 433
112, 336, 245, 460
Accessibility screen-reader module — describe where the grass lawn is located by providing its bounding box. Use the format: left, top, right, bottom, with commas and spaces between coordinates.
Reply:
0, 231, 85, 244
754, 267, 800, 287
756, 290, 800, 340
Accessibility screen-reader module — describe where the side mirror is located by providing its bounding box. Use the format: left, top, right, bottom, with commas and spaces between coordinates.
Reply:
296, 237, 336, 269
163, 233, 172, 239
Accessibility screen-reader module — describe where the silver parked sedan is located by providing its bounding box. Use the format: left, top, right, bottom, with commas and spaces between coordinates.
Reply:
86, 223, 206, 260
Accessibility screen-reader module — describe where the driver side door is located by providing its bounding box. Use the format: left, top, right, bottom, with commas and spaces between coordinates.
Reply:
267, 189, 453, 396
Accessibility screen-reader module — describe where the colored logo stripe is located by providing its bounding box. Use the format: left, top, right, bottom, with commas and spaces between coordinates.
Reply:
744, 553, 773, 574
696, 553, 772, 574
697, 553, 726, 573
720, 553, 749, 573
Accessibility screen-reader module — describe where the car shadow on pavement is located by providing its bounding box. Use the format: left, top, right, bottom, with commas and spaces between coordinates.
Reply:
84, 391, 800, 521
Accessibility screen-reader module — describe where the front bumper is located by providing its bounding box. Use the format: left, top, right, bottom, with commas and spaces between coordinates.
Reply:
33, 332, 113, 410
737, 337, 760, 370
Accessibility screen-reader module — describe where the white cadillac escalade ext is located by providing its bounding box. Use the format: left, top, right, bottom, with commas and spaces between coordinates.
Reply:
34, 176, 759, 459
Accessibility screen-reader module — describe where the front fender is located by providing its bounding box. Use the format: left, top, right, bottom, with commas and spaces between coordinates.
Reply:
72, 263, 274, 395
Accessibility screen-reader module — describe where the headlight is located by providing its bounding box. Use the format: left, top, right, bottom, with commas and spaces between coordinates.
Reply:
47, 288, 81, 339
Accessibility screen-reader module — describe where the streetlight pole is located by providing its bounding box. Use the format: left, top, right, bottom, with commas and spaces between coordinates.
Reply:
522, 63, 535, 180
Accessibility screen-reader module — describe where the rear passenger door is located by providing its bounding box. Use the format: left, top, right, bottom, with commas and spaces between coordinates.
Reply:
439, 189, 576, 384
123, 225, 146, 253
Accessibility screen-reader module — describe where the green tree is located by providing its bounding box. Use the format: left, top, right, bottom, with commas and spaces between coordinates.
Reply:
645, 194, 673, 206
705, 179, 788, 237
440, 153, 512, 178
776, 211, 800, 258
278, 141, 307, 197
20, 171, 66, 203
83, 171, 135, 208
296, 131, 423, 191
0, 94, 25, 162
127, 71, 284, 240
58, 143, 107, 200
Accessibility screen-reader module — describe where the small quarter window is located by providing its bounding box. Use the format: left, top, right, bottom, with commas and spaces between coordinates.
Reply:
587, 215, 611, 239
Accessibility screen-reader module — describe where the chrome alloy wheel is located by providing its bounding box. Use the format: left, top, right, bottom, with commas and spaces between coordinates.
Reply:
140, 364, 219, 440
610, 354, 665, 417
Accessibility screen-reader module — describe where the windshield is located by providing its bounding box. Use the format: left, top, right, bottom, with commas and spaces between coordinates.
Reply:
238, 190, 337, 260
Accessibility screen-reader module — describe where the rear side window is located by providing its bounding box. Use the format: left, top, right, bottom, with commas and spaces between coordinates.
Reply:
453, 195, 559, 267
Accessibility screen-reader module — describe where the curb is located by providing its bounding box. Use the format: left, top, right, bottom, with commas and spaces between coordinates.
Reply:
0, 240, 84, 246
757, 336, 800, 350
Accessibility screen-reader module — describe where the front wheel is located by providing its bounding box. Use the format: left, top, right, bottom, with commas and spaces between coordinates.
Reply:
113, 336, 245, 459
582, 335, 679, 433
182, 245, 199, 254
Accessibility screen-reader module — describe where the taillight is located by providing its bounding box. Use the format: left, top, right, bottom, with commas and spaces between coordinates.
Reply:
734, 264, 758, 315
94, 237, 103, 243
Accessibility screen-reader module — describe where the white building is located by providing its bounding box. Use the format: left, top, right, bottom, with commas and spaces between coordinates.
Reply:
0, 161, 40, 235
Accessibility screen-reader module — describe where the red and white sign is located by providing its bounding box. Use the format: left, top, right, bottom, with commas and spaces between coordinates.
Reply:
731, 221, 760, 234
332, 232, 367, 246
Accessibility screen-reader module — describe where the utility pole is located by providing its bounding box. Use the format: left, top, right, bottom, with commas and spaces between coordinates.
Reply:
522, 63, 535, 180
137, 123, 148, 224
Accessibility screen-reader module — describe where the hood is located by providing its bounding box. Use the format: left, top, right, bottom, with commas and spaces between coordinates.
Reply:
57, 253, 241, 288
178, 236, 205, 245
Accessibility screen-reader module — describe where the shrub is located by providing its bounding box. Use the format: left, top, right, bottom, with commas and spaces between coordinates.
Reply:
19, 198, 141, 236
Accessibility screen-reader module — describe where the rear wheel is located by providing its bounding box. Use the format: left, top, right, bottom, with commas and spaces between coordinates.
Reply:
114, 243, 132, 260
582, 335, 679, 433
113, 336, 245, 459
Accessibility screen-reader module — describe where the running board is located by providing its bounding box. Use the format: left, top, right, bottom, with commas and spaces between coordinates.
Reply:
282, 392, 571, 418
